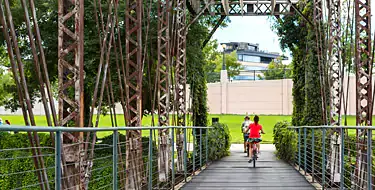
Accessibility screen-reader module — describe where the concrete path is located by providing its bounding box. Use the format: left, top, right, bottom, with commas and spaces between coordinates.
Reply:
182, 144, 315, 190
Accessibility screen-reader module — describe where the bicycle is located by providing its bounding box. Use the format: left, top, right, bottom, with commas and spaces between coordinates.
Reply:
248, 142, 259, 168
247, 133, 261, 158
247, 140, 261, 168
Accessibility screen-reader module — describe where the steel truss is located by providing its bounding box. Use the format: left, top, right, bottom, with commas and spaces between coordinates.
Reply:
0, 0, 52, 189
57, 0, 85, 188
327, 0, 343, 185
354, 0, 372, 188
328, 0, 342, 126
175, 0, 188, 173
125, 0, 144, 188
157, 0, 172, 182
313, 0, 329, 126
198, 0, 298, 16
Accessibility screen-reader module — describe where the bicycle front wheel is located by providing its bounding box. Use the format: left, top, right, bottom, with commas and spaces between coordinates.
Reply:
252, 151, 257, 168
253, 156, 256, 168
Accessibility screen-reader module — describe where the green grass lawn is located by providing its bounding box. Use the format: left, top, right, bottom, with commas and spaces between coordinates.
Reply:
0, 114, 358, 144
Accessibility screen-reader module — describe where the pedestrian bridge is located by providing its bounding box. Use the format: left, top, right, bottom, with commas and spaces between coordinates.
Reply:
183, 144, 315, 190
0, 125, 373, 190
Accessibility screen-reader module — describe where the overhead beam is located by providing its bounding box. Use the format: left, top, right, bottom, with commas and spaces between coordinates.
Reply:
202, 0, 298, 16
202, 15, 226, 48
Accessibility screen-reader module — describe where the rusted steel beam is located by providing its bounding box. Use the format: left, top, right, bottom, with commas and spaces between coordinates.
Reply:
125, 0, 144, 188
58, 0, 85, 188
355, 0, 372, 126
328, 0, 342, 126
58, 0, 84, 128
197, 0, 298, 16
354, 0, 372, 188
175, 0, 188, 173
157, 0, 171, 182
202, 15, 226, 48
313, 0, 328, 125
28, 0, 59, 127
113, 3, 127, 188
2, 0, 52, 189
327, 0, 343, 184
0, 3, 48, 189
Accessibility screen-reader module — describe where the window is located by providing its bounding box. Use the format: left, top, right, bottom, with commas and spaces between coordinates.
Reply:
242, 55, 260, 63
232, 75, 261, 80
238, 54, 243, 61
242, 66, 267, 71
247, 45, 256, 51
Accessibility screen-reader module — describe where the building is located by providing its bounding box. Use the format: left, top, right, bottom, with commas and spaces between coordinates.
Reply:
220, 42, 288, 80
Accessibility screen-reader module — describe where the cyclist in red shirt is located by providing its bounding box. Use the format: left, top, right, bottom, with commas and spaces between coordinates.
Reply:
246, 115, 265, 163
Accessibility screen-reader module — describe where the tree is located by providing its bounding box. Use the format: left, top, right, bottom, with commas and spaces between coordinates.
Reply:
0, 66, 13, 107
218, 51, 242, 79
0, 1, 228, 123
204, 40, 242, 83
0, 47, 14, 107
271, 0, 324, 126
203, 40, 221, 83
258, 57, 292, 80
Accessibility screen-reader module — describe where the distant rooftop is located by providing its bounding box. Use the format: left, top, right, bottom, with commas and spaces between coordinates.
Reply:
220, 42, 288, 61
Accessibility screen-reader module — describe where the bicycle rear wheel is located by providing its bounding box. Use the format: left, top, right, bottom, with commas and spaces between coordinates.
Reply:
246, 144, 249, 157
252, 149, 257, 168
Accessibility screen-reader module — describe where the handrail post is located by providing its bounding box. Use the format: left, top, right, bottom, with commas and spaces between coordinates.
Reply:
312, 128, 315, 182
298, 128, 301, 171
112, 130, 118, 190
304, 127, 307, 175
148, 129, 153, 190
171, 128, 175, 189
200, 128, 202, 170
183, 128, 187, 182
340, 127, 344, 189
55, 131, 61, 190
205, 127, 208, 166
367, 128, 372, 190
322, 128, 326, 189
193, 128, 196, 173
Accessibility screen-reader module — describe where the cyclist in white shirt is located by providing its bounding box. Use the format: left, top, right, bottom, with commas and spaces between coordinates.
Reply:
241, 116, 253, 153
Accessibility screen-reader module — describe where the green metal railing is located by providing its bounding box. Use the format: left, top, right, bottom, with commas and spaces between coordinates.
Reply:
291, 126, 374, 190
0, 125, 212, 190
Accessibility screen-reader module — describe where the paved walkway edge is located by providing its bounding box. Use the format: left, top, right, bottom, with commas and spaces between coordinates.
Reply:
175, 164, 210, 190
293, 164, 322, 190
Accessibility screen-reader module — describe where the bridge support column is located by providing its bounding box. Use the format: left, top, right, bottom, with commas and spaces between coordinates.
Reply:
157, 0, 171, 182
354, 0, 372, 188
174, 0, 188, 174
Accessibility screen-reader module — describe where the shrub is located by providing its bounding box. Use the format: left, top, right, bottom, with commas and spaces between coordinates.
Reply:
207, 122, 231, 161
273, 121, 297, 163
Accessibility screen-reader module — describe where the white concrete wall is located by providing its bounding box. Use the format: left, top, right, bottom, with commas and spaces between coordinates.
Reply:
0, 85, 192, 116
0, 76, 368, 116
206, 76, 368, 115
207, 79, 293, 115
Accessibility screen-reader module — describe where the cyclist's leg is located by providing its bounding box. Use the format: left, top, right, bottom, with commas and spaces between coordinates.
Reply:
256, 138, 262, 154
243, 134, 248, 152
248, 141, 254, 159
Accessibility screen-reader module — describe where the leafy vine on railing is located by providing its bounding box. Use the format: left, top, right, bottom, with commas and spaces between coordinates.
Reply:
273, 121, 297, 163
207, 122, 231, 161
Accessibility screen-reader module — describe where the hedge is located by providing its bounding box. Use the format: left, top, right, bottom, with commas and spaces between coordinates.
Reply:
207, 122, 231, 161
0, 125, 231, 189
273, 121, 297, 163
0, 132, 157, 189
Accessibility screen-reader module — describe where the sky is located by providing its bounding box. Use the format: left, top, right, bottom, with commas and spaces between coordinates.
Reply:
213, 16, 282, 53
212, 16, 289, 59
